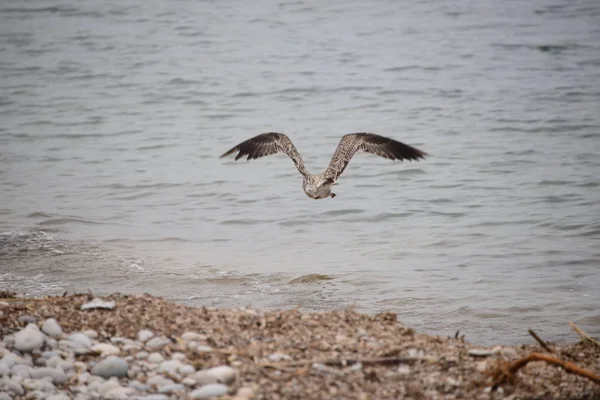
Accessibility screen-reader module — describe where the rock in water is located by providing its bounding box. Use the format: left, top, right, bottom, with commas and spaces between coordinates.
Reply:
91, 356, 128, 378
190, 383, 229, 399
42, 318, 63, 337
14, 324, 45, 352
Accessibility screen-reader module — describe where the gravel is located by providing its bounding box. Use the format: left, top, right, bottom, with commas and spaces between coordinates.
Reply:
1, 292, 598, 400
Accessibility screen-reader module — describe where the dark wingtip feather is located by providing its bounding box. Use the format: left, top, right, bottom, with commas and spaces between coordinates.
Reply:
219, 147, 238, 159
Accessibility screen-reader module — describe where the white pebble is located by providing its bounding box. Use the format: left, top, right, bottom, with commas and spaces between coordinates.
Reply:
350, 362, 363, 372
82, 330, 98, 339
30, 367, 67, 383
135, 395, 169, 400
12, 365, 32, 379
146, 337, 171, 349
182, 377, 196, 386
0, 377, 25, 395
91, 343, 120, 357
179, 364, 196, 375
267, 352, 291, 362
158, 383, 184, 393
398, 365, 411, 375
192, 371, 219, 385
0, 353, 20, 369
181, 332, 207, 342
137, 330, 155, 342
42, 319, 63, 337
67, 333, 92, 348
147, 375, 174, 387
136, 351, 149, 360
98, 379, 122, 396
237, 387, 254, 398
195, 345, 213, 353
501, 347, 519, 359
105, 386, 135, 399
14, 325, 45, 353
147, 353, 164, 363
81, 298, 115, 310
91, 356, 128, 378
158, 360, 183, 374
206, 365, 236, 384
0, 392, 12, 400
46, 394, 71, 400
171, 352, 186, 361
190, 383, 229, 399
128, 380, 150, 392
58, 340, 89, 355
22, 377, 56, 392
468, 349, 494, 357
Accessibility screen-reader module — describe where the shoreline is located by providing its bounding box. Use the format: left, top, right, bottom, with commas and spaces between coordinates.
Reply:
1, 292, 599, 399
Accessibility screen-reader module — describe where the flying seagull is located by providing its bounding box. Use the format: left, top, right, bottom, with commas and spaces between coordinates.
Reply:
219, 132, 427, 200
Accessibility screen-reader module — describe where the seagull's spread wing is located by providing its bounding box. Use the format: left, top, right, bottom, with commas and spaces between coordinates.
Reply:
220, 132, 309, 177
324, 133, 427, 183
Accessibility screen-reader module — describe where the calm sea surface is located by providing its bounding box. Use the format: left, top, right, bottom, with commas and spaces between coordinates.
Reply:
1, 0, 599, 345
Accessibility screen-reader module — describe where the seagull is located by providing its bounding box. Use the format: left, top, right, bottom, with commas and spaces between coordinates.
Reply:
219, 132, 428, 200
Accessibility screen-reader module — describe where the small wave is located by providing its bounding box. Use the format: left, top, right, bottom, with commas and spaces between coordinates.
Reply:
1, 6, 77, 13
206, 114, 237, 120
136, 144, 176, 151
112, 192, 155, 201
134, 237, 189, 243
37, 217, 104, 226
429, 198, 454, 204
352, 212, 412, 223
429, 211, 465, 218
167, 78, 203, 85
539, 180, 573, 186
26, 212, 53, 218
383, 65, 444, 72
376, 89, 422, 96
220, 218, 276, 225
321, 209, 364, 217
574, 179, 599, 188
272, 87, 322, 95
92, 182, 185, 190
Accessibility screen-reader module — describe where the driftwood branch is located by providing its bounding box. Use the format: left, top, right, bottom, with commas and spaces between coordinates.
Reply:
261, 356, 421, 370
569, 322, 600, 348
528, 329, 553, 352
494, 352, 600, 387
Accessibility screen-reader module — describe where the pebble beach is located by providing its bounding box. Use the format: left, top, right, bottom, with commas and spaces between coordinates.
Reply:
1, 292, 598, 400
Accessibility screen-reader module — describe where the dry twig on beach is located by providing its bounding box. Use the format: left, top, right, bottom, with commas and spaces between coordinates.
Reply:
492, 352, 600, 388
570, 322, 600, 349
528, 329, 553, 353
